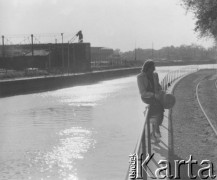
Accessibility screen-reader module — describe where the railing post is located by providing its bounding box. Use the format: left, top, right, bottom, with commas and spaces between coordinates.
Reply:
165, 75, 168, 90
168, 73, 170, 87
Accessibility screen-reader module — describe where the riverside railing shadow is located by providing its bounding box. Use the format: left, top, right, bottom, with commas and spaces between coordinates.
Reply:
126, 66, 198, 180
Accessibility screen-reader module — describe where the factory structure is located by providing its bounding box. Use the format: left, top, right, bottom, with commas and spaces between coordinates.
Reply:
0, 43, 91, 72
0, 33, 118, 73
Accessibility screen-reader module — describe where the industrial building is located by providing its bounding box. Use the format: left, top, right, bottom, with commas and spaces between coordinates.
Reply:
0, 43, 91, 73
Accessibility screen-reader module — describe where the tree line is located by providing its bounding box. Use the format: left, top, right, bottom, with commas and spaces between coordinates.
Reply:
121, 44, 217, 62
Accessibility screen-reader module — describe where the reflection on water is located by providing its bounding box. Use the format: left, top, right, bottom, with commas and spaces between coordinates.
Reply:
33, 127, 96, 180
0, 127, 96, 180
0, 75, 131, 180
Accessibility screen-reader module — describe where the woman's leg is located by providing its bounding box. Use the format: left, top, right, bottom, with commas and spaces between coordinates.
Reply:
155, 125, 161, 138
149, 103, 161, 141
158, 111, 164, 126
154, 100, 164, 136
150, 117, 159, 142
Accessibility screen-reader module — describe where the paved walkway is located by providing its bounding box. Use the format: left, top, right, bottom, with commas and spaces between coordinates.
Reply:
146, 77, 182, 180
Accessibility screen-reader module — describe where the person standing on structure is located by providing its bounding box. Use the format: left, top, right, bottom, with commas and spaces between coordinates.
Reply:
137, 59, 164, 143
76, 30, 83, 43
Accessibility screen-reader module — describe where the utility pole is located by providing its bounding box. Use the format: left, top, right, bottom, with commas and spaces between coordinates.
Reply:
152, 42, 154, 59
61, 33, 64, 69
31, 34, 34, 56
2, 35, 7, 73
67, 41, 70, 73
2, 35, 4, 57
2, 35, 5, 72
135, 41, 137, 61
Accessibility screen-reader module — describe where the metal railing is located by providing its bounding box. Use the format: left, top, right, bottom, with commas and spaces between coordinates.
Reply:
126, 65, 198, 180
161, 65, 198, 91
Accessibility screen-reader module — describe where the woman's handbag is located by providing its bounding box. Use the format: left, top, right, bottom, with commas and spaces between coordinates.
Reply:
160, 93, 176, 109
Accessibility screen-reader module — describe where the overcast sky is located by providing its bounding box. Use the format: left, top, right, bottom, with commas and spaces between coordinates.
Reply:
0, 0, 215, 51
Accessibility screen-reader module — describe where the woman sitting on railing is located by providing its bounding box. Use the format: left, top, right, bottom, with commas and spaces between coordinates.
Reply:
137, 59, 164, 143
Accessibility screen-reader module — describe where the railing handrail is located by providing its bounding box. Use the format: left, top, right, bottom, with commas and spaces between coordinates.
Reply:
134, 106, 149, 154
124, 106, 149, 180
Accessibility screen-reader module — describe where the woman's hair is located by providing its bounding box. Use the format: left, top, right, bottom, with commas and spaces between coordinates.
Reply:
141, 59, 155, 73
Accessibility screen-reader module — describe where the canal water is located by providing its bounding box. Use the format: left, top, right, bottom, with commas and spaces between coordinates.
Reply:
0, 65, 213, 180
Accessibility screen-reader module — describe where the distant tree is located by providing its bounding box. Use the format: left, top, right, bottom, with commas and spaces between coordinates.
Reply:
114, 49, 121, 55
181, 0, 217, 40
121, 44, 215, 62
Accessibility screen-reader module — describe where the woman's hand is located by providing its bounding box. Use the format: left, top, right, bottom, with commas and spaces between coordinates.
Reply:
154, 90, 165, 100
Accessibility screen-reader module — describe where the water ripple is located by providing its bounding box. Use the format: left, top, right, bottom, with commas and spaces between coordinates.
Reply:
33, 127, 96, 180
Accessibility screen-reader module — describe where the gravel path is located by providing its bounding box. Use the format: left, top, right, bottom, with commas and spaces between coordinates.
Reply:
198, 74, 217, 130
171, 69, 217, 178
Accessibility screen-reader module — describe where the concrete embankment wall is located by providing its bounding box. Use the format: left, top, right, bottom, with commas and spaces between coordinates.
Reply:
0, 68, 140, 97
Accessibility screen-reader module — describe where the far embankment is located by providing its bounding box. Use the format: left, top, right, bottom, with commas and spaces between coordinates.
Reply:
155, 59, 216, 67
0, 68, 140, 98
